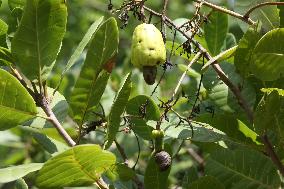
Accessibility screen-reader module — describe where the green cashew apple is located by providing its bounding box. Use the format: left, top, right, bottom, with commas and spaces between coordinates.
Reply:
131, 23, 166, 85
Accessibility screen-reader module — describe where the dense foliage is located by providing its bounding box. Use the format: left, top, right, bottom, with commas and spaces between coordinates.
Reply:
0, 0, 284, 188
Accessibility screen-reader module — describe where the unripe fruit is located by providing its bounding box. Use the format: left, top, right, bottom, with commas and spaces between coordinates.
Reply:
154, 150, 172, 171
131, 23, 166, 85
151, 129, 165, 139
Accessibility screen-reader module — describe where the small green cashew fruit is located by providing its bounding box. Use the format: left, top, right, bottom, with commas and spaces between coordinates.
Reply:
131, 23, 166, 85
151, 129, 165, 139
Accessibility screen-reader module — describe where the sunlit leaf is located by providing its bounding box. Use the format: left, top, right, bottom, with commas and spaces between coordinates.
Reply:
234, 27, 262, 78
251, 28, 284, 81
0, 69, 37, 130
105, 73, 132, 149
11, 0, 67, 81
0, 163, 43, 183
234, 0, 279, 32
204, 11, 228, 56
69, 17, 118, 127
0, 19, 8, 46
206, 148, 281, 189
36, 144, 116, 188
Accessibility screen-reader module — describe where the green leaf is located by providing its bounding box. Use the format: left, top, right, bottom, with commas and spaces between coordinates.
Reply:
22, 87, 68, 129
254, 90, 284, 139
279, 0, 284, 27
224, 33, 237, 50
59, 16, 104, 82
0, 69, 37, 130
144, 145, 172, 189
178, 64, 201, 79
182, 167, 198, 188
126, 95, 160, 121
32, 131, 69, 154
11, 0, 67, 81
206, 148, 281, 189
70, 71, 110, 126
69, 17, 119, 126
0, 163, 43, 183
201, 45, 237, 73
105, 73, 132, 149
0, 19, 8, 46
153, 116, 226, 142
234, 27, 262, 78
36, 144, 116, 188
260, 88, 284, 95
8, 0, 26, 10
251, 28, 284, 81
129, 118, 154, 140
203, 62, 256, 113
0, 47, 14, 66
235, 0, 279, 32
184, 176, 225, 189
204, 11, 228, 56
15, 178, 28, 189
165, 41, 206, 64
195, 113, 259, 145
105, 164, 136, 182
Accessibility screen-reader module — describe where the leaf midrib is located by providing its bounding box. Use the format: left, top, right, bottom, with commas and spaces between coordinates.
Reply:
209, 158, 272, 188
80, 23, 109, 127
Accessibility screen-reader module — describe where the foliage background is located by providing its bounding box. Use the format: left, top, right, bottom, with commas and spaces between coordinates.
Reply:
0, 0, 283, 188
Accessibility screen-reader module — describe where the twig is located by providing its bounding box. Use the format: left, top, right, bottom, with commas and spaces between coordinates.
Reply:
261, 135, 284, 177
162, 0, 169, 15
211, 64, 254, 123
244, 2, 284, 18
187, 148, 204, 165
132, 132, 141, 169
95, 178, 109, 189
143, 6, 254, 123
172, 51, 202, 99
193, 0, 255, 25
9, 67, 35, 98
114, 140, 128, 164
41, 96, 76, 147
114, 139, 144, 188
187, 148, 205, 175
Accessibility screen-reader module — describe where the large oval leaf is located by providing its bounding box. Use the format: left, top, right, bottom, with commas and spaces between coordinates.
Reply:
234, 0, 279, 32
69, 17, 119, 127
195, 113, 259, 145
11, 0, 67, 81
105, 73, 132, 149
59, 16, 104, 82
0, 69, 37, 130
0, 18, 8, 46
206, 148, 281, 189
234, 27, 262, 78
126, 95, 160, 121
36, 144, 116, 188
251, 28, 284, 81
0, 163, 43, 183
183, 176, 225, 189
203, 62, 256, 114
204, 11, 228, 56
254, 90, 284, 140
